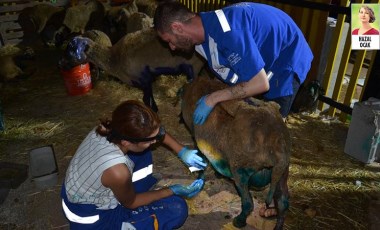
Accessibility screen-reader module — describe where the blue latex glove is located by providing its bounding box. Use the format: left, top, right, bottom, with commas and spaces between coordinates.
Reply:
193, 95, 214, 125
169, 179, 204, 198
66, 37, 91, 63
178, 147, 207, 170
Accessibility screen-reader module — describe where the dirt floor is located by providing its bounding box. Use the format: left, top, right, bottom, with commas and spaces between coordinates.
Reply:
0, 46, 380, 230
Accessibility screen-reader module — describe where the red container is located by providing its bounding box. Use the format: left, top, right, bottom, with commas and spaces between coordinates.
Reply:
61, 63, 92, 96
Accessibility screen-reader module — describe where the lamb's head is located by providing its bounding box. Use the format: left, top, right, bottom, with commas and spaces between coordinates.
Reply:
58, 36, 93, 70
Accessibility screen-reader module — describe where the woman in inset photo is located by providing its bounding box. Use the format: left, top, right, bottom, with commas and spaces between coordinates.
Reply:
352, 5, 380, 35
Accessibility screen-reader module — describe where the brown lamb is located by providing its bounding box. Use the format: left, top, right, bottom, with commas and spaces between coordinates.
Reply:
181, 75, 291, 229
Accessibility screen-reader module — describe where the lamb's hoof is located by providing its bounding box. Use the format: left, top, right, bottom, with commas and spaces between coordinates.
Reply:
233, 215, 247, 228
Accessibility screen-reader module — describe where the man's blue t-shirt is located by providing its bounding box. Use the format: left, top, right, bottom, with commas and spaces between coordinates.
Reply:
195, 2, 313, 99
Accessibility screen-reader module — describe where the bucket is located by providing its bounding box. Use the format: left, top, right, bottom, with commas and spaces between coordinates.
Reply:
61, 63, 92, 96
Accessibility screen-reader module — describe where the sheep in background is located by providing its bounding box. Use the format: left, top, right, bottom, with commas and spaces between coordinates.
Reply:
105, 1, 138, 24
135, 0, 158, 17
106, 4, 152, 43
18, 4, 65, 47
181, 75, 291, 229
80, 30, 113, 81
124, 12, 153, 33
62, 0, 107, 34
82, 30, 112, 47
0, 45, 36, 82
18, 0, 108, 48
59, 28, 205, 112
105, 2, 138, 43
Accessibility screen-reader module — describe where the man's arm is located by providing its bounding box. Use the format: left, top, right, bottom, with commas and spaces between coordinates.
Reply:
206, 68, 269, 107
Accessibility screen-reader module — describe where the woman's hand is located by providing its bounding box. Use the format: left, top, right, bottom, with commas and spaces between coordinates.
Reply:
178, 147, 207, 170
169, 179, 205, 198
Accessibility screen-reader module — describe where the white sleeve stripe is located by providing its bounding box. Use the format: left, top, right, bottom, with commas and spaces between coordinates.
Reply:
132, 164, 153, 182
215, 9, 231, 32
195, 45, 207, 59
230, 73, 238, 84
62, 199, 99, 224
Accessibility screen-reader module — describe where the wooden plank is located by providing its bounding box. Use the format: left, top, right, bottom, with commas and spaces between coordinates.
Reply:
2, 30, 24, 40
289, 5, 306, 32
0, 3, 39, 13
360, 50, 378, 100
0, 14, 19, 22
318, 0, 350, 111
0, 0, 69, 13
327, 31, 351, 116
4, 38, 23, 45
339, 50, 366, 121
1, 0, 33, 3
1, 21, 22, 31
306, 0, 330, 83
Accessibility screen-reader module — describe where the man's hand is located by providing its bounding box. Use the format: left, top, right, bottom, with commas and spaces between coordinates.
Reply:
169, 179, 204, 198
178, 147, 207, 170
193, 95, 214, 125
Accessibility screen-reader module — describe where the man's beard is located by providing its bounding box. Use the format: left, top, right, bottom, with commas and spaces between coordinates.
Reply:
175, 34, 194, 53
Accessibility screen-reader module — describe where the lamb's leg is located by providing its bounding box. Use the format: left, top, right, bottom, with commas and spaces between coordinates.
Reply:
134, 68, 158, 112
232, 168, 255, 228
273, 167, 289, 230
141, 86, 158, 112
178, 64, 194, 81
265, 158, 289, 209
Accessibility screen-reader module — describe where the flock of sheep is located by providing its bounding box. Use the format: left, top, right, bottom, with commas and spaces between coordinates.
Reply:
1, 0, 292, 229
0, 0, 147, 82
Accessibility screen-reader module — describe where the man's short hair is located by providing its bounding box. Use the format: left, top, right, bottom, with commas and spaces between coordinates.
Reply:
154, 1, 195, 33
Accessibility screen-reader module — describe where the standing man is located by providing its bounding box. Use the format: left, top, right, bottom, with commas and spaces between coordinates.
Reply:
154, 1, 313, 123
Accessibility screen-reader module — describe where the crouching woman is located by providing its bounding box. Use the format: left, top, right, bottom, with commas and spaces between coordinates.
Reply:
61, 100, 206, 229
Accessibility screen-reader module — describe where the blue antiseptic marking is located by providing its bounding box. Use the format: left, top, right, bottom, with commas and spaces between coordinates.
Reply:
237, 168, 256, 184
241, 199, 253, 213
248, 168, 272, 188
210, 160, 233, 178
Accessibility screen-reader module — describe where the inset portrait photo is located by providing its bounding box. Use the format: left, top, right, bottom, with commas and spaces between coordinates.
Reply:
351, 3, 380, 50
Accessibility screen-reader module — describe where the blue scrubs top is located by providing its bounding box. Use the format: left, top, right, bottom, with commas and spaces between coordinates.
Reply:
195, 2, 313, 99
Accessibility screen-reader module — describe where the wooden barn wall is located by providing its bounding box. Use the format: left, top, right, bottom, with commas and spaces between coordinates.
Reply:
0, 0, 71, 46
178, 0, 378, 121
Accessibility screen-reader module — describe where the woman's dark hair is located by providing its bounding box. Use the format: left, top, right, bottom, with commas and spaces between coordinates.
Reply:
153, 1, 195, 33
360, 5, 376, 23
96, 100, 160, 144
